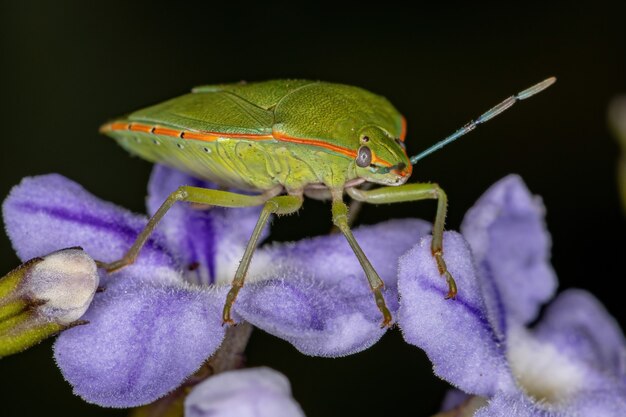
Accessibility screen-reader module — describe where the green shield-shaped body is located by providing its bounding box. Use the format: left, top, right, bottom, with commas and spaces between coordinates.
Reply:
102, 80, 410, 191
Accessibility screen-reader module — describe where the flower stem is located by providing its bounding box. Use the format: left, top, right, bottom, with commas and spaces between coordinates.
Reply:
205, 322, 253, 374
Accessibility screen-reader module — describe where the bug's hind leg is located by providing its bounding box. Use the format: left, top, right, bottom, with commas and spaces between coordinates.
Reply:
347, 182, 457, 299
97, 186, 280, 272
222, 194, 303, 325
331, 195, 393, 327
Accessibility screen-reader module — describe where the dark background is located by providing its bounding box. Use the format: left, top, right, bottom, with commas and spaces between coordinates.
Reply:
1, 2, 625, 416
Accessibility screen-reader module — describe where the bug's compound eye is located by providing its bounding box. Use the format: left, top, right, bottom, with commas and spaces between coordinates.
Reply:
360, 135, 370, 144
356, 146, 372, 167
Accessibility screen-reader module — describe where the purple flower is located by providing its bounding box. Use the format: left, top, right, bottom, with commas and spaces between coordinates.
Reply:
185, 367, 305, 417
398, 175, 626, 416
2, 165, 429, 408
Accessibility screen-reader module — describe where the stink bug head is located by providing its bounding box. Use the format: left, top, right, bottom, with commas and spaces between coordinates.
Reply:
354, 125, 412, 186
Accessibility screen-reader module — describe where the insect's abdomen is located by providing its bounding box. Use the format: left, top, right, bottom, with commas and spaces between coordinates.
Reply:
103, 122, 333, 191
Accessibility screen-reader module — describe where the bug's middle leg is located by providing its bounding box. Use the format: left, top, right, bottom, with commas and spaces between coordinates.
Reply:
347, 183, 457, 299
331, 194, 393, 327
222, 194, 303, 325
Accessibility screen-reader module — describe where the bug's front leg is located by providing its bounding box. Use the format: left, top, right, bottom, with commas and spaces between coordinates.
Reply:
347, 183, 457, 299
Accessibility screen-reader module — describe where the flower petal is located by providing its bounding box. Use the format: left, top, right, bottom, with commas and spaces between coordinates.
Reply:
146, 165, 266, 285
567, 390, 626, 417
237, 219, 430, 357
473, 393, 549, 417
2, 174, 172, 272
185, 367, 305, 417
461, 175, 557, 331
474, 390, 626, 417
53, 271, 225, 407
534, 289, 626, 383
397, 232, 511, 396
440, 389, 473, 412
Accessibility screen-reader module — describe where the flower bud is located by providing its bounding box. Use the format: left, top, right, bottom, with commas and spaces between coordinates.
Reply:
185, 367, 305, 417
0, 248, 99, 358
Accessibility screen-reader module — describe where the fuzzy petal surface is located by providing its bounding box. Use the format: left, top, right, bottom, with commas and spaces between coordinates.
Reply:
2, 174, 172, 272
534, 289, 626, 384
185, 367, 305, 417
54, 273, 226, 407
461, 175, 556, 331
237, 219, 430, 357
398, 232, 511, 396
474, 393, 552, 417
474, 390, 626, 417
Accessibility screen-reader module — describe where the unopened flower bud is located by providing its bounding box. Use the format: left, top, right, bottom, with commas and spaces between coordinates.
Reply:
185, 367, 306, 417
0, 248, 99, 358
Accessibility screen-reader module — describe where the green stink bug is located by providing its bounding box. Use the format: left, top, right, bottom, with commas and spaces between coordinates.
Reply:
99, 78, 555, 326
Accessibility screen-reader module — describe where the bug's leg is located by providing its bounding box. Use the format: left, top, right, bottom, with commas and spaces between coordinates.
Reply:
222, 194, 303, 325
344, 182, 374, 227
347, 183, 457, 299
305, 185, 369, 228
341, 182, 375, 229
328, 198, 363, 234
97, 186, 279, 272
331, 194, 392, 327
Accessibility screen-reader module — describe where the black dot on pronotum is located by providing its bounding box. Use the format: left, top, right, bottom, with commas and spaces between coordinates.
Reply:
177, 143, 184, 149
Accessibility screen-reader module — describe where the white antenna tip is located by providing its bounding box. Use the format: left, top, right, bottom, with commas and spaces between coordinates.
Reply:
517, 77, 557, 100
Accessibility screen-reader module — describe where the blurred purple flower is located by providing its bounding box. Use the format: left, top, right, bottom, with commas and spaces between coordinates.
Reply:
185, 367, 305, 417
2, 165, 428, 407
398, 175, 626, 416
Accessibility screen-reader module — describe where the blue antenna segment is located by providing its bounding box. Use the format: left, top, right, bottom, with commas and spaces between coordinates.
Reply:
409, 77, 556, 165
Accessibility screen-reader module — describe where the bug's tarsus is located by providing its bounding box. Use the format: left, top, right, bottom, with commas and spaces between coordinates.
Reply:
376, 290, 393, 328
95, 260, 109, 269
409, 77, 557, 165
434, 249, 457, 299
222, 285, 240, 326
65, 320, 90, 330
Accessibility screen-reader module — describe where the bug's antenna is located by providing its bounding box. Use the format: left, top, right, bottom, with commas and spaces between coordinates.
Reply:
409, 77, 556, 165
